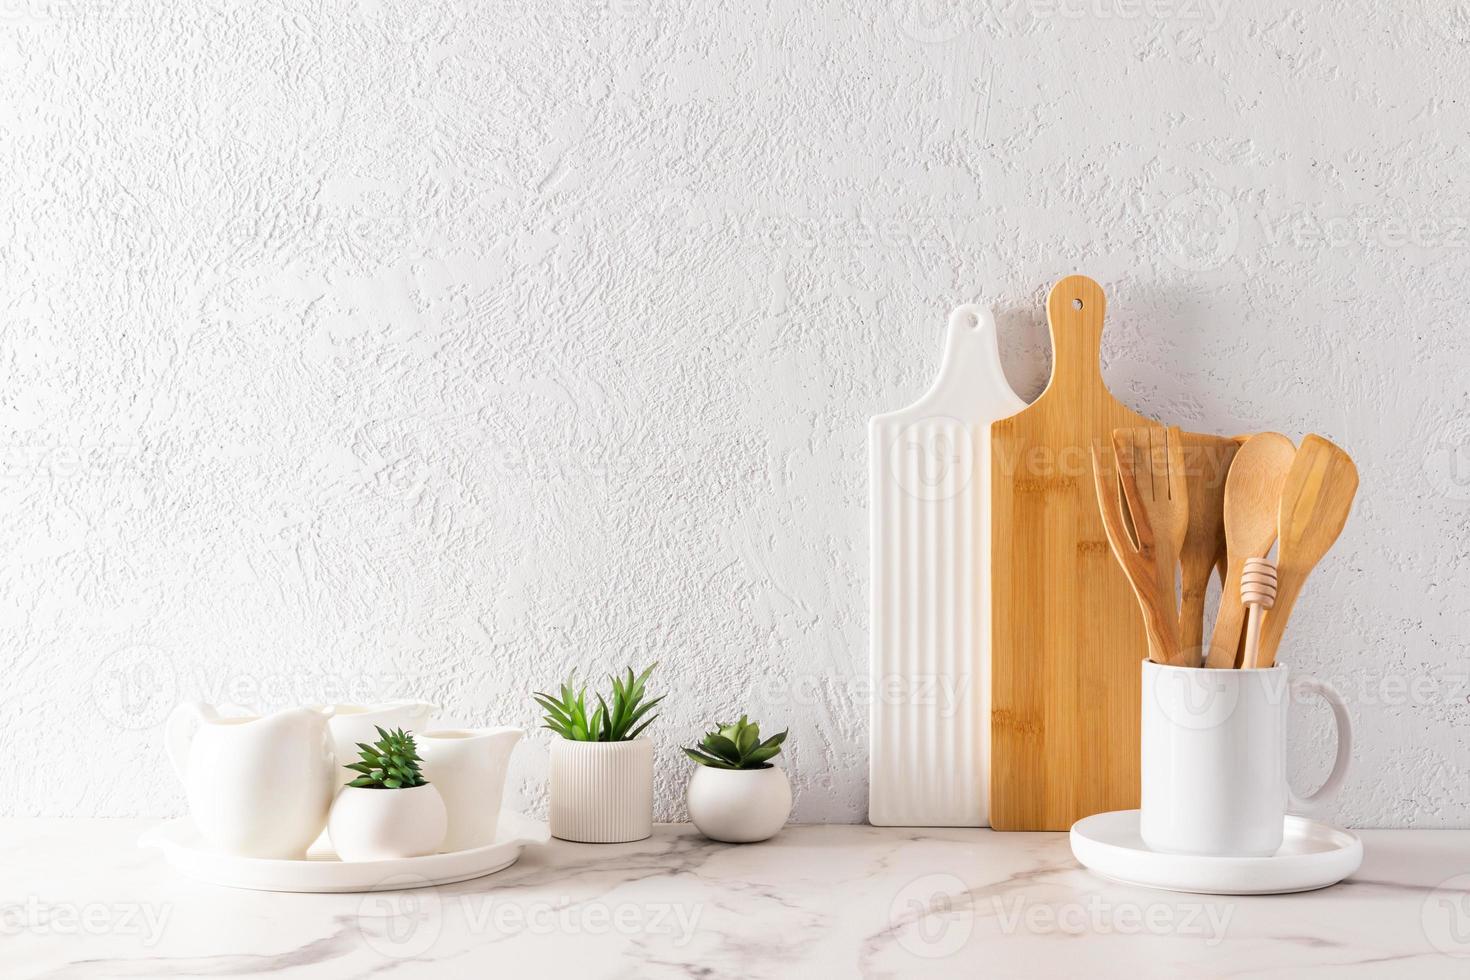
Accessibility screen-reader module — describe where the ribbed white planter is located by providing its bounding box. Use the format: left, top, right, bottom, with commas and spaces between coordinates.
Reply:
549, 738, 654, 843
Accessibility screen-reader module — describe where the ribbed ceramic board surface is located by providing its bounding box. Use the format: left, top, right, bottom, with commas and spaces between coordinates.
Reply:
989, 276, 1158, 831
869, 305, 1025, 826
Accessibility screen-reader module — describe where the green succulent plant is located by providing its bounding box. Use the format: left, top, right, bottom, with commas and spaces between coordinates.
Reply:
683, 715, 787, 770
534, 663, 664, 742
343, 726, 428, 789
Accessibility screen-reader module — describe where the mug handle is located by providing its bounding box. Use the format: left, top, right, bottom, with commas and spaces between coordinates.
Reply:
1287, 675, 1353, 810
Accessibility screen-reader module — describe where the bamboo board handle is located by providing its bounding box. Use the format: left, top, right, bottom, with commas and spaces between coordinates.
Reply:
1042, 276, 1107, 397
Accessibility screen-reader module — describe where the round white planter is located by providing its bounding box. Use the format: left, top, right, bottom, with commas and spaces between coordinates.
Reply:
686, 765, 792, 843
549, 739, 653, 843
328, 783, 447, 861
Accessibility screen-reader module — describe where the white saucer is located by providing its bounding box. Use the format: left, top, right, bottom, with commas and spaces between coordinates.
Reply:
141, 810, 548, 893
1069, 810, 1362, 895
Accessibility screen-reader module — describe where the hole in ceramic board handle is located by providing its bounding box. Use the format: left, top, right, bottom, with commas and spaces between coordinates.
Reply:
1072, 298, 1083, 310
948, 305, 985, 333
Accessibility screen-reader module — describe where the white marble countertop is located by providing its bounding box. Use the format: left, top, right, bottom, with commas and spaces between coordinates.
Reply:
5, 819, 1469, 978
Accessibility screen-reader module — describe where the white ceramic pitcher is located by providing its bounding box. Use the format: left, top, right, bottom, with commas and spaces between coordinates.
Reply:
322, 700, 436, 777
166, 703, 336, 858
419, 727, 523, 851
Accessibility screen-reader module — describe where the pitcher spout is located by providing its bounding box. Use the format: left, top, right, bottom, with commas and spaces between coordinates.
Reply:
422, 726, 523, 753
418, 726, 523, 851
479, 726, 524, 750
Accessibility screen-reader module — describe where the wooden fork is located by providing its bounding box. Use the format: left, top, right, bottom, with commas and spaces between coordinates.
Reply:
1090, 427, 1191, 667
1115, 427, 1189, 642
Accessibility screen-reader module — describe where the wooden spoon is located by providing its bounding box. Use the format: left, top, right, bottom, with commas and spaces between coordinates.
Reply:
1179, 433, 1240, 665
1204, 432, 1296, 668
1109, 426, 1190, 666
1254, 435, 1359, 668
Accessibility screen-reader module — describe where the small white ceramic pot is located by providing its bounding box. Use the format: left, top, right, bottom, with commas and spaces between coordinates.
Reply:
328, 783, 447, 862
549, 739, 653, 843
686, 765, 792, 843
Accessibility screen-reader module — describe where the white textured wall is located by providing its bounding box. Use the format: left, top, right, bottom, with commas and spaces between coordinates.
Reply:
3, 1, 1466, 826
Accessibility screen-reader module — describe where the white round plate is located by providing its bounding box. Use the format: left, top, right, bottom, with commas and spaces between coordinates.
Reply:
141, 810, 548, 893
1070, 810, 1362, 895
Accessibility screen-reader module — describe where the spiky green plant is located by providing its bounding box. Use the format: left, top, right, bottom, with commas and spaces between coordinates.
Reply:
534, 664, 664, 742
683, 715, 787, 770
343, 726, 428, 789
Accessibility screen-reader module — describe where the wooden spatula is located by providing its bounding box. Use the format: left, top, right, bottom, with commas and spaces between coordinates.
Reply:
1092, 445, 1165, 663
1204, 432, 1296, 668
1254, 435, 1359, 668
1179, 433, 1239, 665
1116, 426, 1189, 634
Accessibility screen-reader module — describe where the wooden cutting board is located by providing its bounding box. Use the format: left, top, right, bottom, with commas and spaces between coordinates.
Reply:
869, 304, 1026, 826
989, 275, 1159, 831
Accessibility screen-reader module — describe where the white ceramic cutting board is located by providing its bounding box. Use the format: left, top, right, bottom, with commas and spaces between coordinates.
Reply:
869, 305, 1026, 826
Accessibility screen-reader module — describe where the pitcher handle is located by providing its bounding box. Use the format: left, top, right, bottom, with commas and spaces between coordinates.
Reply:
164, 702, 212, 784
1287, 675, 1353, 810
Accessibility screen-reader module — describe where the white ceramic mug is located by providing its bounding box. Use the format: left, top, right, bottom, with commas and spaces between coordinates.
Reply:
1140, 661, 1352, 857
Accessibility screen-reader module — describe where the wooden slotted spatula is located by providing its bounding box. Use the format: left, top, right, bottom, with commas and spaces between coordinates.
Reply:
1115, 427, 1189, 646
1204, 432, 1296, 669
1179, 433, 1240, 665
1254, 435, 1359, 668
1092, 445, 1172, 666
1097, 427, 1190, 667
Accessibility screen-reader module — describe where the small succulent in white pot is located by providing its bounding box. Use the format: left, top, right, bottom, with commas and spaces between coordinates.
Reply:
535, 664, 663, 843
328, 727, 446, 861
684, 716, 791, 843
